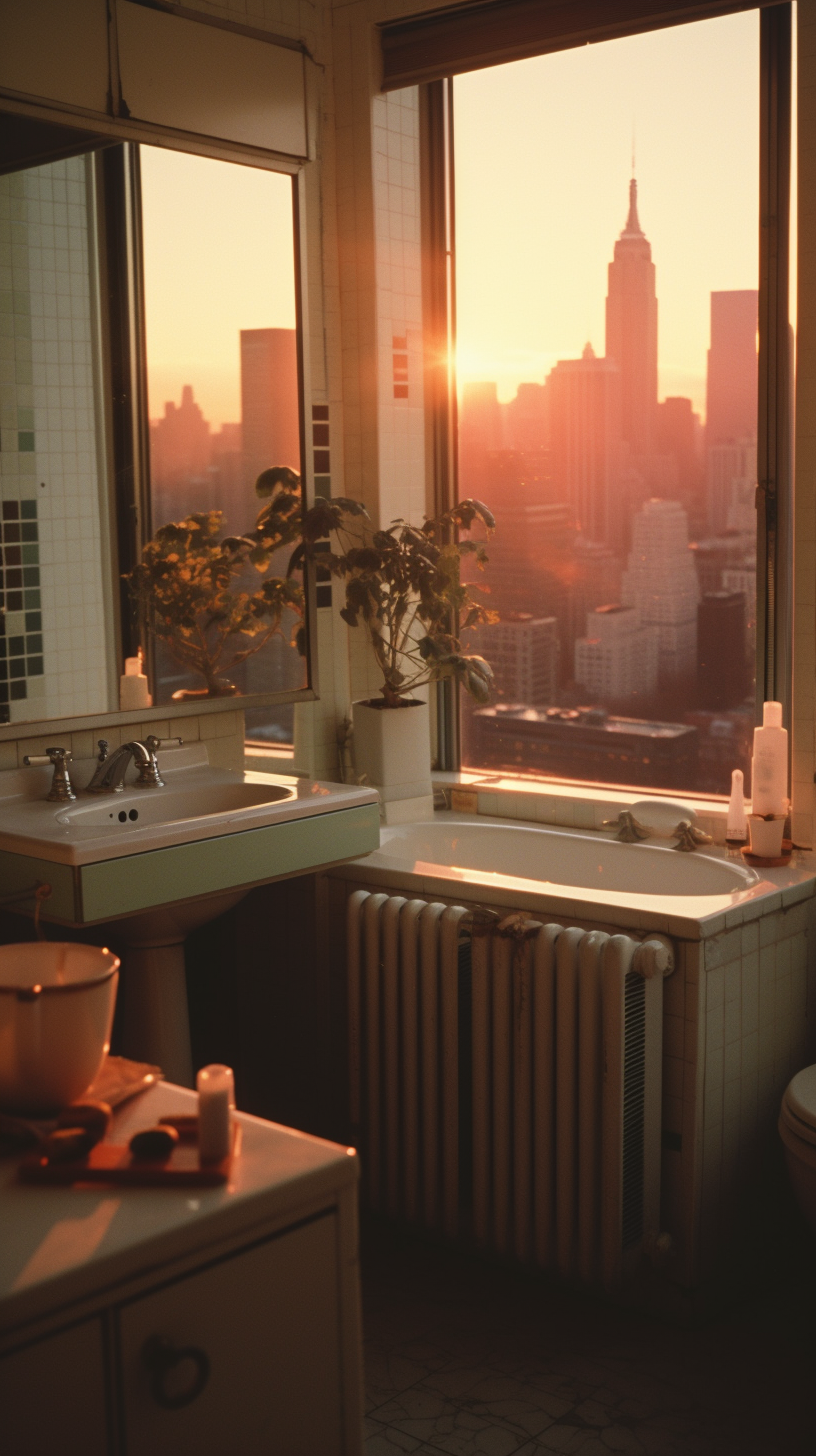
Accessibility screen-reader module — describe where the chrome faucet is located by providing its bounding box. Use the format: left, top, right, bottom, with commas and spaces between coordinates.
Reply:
23, 746, 76, 802
86, 735, 183, 793
602, 809, 649, 843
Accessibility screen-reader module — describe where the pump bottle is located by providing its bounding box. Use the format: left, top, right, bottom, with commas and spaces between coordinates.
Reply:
751, 701, 788, 818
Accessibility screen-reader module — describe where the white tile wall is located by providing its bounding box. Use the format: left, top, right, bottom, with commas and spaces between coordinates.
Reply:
372, 88, 426, 529
0, 157, 111, 725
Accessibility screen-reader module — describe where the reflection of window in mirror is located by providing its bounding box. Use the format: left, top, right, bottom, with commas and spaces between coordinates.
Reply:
138, 147, 305, 746
0, 154, 116, 726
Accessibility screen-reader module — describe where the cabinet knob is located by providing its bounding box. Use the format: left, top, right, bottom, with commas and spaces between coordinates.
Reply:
142, 1335, 210, 1410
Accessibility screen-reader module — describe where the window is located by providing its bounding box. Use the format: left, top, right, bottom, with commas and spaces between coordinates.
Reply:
139, 146, 305, 743
447, 6, 791, 797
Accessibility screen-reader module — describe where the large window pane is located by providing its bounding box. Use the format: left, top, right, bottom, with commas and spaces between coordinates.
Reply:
456, 12, 760, 795
140, 146, 304, 741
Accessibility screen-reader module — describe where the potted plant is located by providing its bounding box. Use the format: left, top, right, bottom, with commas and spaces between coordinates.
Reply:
288, 497, 497, 815
127, 469, 304, 699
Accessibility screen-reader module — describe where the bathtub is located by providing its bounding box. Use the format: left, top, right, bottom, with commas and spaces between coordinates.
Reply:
328, 807, 816, 1300
341, 810, 810, 937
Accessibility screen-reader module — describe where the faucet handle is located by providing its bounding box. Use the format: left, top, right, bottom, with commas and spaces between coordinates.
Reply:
672, 820, 713, 852
24, 745, 72, 768
23, 746, 76, 803
145, 736, 184, 752
97, 739, 109, 762
602, 809, 648, 843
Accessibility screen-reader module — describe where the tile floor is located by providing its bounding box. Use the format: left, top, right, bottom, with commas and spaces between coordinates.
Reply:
360, 1213, 816, 1456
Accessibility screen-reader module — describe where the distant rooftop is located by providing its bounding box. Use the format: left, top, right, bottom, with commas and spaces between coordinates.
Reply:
475, 703, 696, 742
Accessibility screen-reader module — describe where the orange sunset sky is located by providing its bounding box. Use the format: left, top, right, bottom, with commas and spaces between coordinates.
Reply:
141, 7, 764, 430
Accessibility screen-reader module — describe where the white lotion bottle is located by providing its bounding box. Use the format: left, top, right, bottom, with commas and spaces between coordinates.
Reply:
726, 769, 748, 843
751, 701, 788, 817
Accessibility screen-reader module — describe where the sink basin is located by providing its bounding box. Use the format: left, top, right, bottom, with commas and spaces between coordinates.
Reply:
0, 744, 377, 869
56, 777, 293, 831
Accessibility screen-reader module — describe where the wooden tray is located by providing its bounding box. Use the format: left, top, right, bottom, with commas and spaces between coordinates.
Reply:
18, 1118, 240, 1189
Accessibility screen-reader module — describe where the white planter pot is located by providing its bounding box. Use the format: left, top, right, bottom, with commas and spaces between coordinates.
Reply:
352, 698, 432, 809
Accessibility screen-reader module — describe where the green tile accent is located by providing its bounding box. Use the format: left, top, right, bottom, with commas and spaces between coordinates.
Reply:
21, 544, 38, 564
20, 499, 37, 518
17, 432, 34, 451
78, 802, 380, 923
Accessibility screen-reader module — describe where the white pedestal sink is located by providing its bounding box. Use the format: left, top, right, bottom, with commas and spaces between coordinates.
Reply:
110, 888, 249, 1086
0, 746, 380, 1089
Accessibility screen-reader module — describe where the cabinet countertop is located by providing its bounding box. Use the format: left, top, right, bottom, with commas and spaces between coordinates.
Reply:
0, 1082, 359, 1344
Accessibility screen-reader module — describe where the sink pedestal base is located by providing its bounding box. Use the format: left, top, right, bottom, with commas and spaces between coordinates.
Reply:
108, 888, 248, 1088
118, 940, 194, 1087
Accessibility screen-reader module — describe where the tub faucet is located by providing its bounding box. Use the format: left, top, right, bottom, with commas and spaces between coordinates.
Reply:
602, 809, 649, 843
86, 735, 183, 793
671, 820, 713, 852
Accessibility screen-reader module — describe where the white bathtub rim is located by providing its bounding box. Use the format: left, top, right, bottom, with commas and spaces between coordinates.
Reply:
337, 811, 816, 940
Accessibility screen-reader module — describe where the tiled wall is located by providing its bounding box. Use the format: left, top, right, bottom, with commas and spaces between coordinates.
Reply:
372, 87, 426, 529
692, 893, 816, 1278
0, 707, 246, 775
0, 156, 111, 725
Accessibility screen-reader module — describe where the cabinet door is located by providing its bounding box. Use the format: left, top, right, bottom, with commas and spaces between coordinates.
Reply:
0, 1316, 109, 1456
117, 1212, 345, 1456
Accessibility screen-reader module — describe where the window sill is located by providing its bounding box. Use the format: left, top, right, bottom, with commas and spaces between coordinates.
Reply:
431, 769, 730, 842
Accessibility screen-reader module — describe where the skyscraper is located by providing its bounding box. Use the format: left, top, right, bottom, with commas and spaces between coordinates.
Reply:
459, 380, 503, 495
605, 179, 658, 457
472, 613, 559, 706
697, 590, 748, 710
546, 344, 621, 543
705, 290, 758, 448
574, 603, 659, 706
240, 328, 300, 490
621, 498, 699, 684
504, 381, 548, 454
149, 384, 213, 523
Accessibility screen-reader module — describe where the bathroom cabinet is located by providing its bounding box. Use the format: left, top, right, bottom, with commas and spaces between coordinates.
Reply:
0, 1082, 363, 1455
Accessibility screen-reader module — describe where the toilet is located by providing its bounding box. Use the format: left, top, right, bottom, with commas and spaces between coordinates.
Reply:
779, 1065, 816, 1230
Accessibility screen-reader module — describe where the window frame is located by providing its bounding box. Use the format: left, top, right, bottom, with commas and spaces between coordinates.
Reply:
422, 3, 794, 794
0, 124, 321, 740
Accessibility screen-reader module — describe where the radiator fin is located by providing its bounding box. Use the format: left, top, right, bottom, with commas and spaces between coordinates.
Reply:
348, 893, 665, 1289
621, 972, 647, 1251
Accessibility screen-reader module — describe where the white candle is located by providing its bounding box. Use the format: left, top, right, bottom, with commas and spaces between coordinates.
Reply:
119, 654, 152, 710
197, 1063, 235, 1162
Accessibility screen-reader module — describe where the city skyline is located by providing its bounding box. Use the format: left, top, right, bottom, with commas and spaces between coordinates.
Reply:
458, 161, 759, 794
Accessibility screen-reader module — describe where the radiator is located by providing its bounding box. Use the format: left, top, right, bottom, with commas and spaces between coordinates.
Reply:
347, 891, 672, 1288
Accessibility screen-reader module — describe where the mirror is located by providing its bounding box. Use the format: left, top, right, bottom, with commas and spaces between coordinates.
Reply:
0, 121, 310, 744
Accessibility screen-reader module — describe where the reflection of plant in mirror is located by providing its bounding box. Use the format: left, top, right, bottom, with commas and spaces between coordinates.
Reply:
288, 497, 498, 708
128, 470, 304, 699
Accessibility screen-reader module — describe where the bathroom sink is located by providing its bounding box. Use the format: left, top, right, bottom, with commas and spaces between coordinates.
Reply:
0, 743, 380, 921
56, 776, 293, 832
0, 742, 380, 1086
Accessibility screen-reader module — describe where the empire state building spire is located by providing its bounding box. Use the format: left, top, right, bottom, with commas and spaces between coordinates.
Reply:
605, 177, 658, 456
623, 177, 644, 237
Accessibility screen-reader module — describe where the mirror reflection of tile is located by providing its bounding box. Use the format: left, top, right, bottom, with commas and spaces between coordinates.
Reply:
0, 498, 42, 723
0, 158, 110, 725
